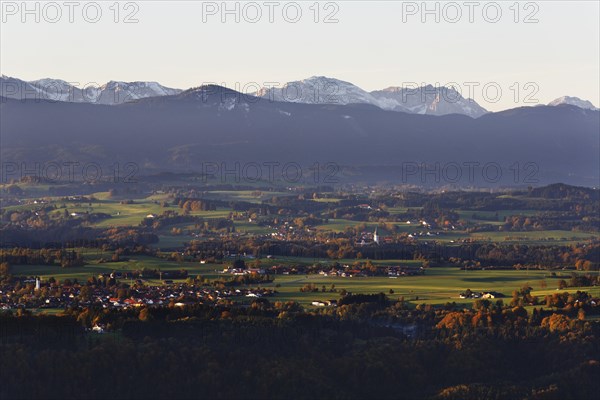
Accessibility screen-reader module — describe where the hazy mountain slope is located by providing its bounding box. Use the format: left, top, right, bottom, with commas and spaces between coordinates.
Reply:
1, 86, 598, 186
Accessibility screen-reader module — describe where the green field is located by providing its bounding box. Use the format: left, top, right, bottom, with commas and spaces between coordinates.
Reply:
258, 267, 600, 306
455, 209, 540, 224
3, 192, 235, 228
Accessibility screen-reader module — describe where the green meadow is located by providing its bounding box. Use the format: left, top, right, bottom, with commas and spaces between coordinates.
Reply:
258, 266, 600, 307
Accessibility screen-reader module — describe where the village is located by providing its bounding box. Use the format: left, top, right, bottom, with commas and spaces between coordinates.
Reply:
0, 258, 427, 312
0, 275, 274, 312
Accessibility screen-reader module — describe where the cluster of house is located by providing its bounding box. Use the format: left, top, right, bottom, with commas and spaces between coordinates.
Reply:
263, 263, 424, 278
311, 300, 337, 307
386, 265, 426, 277
407, 231, 443, 239
269, 221, 314, 240
0, 278, 273, 311
102, 285, 273, 308
459, 290, 505, 299
404, 220, 460, 240
221, 268, 267, 276
318, 269, 366, 278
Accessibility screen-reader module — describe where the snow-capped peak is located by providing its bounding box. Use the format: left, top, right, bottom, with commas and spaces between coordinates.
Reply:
101, 80, 126, 89
0, 76, 182, 105
254, 77, 488, 117
30, 78, 72, 87
254, 76, 383, 107
97, 81, 181, 102
548, 96, 598, 111
372, 84, 488, 118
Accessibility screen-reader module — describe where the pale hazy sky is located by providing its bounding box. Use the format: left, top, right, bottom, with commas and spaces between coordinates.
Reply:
1, 0, 599, 111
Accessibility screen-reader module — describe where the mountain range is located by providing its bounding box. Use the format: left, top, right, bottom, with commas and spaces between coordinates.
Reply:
1, 75, 597, 117
1, 83, 598, 187
0, 75, 181, 106
254, 76, 490, 118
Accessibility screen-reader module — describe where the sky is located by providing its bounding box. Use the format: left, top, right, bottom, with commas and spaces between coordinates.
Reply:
1, 0, 599, 111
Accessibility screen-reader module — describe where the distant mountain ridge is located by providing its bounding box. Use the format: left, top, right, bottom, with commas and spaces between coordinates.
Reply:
2, 74, 597, 116
252, 76, 487, 117
0, 75, 181, 105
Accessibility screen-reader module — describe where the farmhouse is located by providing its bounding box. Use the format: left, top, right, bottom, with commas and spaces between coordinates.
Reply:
311, 300, 337, 307
482, 291, 505, 299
